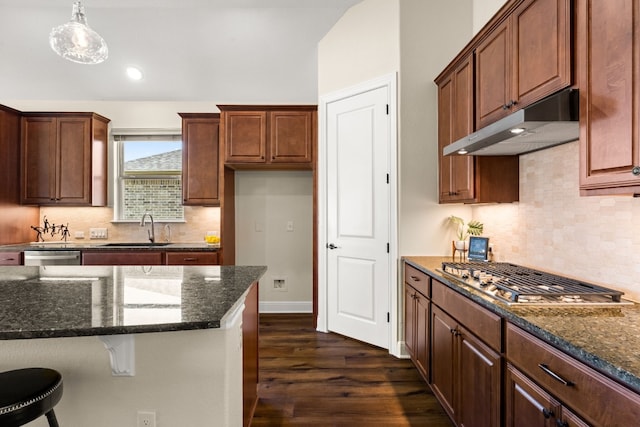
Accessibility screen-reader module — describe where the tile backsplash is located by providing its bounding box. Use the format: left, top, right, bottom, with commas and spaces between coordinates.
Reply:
36, 206, 220, 245
473, 141, 640, 302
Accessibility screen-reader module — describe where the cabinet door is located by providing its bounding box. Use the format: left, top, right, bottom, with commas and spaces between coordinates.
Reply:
269, 111, 313, 164
224, 111, 267, 163
557, 407, 590, 427
438, 57, 475, 203
458, 325, 501, 427
476, 18, 511, 128
430, 305, 457, 421
506, 364, 560, 427
56, 116, 92, 204
414, 291, 430, 382
181, 115, 220, 205
404, 284, 417, 359
512, 0, 571, 108
578, 0, 640, 195
21, 116, 57, 204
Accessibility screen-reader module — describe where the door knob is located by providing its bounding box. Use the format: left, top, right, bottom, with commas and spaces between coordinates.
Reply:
327, 243, 340, 249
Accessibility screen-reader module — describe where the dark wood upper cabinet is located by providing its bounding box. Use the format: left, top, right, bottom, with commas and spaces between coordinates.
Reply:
577, 0, 640, 196
437, 55, 476, 203
436, 54, 520, 204
0, 104, 39, 245
476, 0, 572, 128
20, 112, 109, 206
219, 105, 316, 169
179, 113, 221, 206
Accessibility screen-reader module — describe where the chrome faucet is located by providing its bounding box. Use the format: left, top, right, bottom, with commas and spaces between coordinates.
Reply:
140, 212, 155, 243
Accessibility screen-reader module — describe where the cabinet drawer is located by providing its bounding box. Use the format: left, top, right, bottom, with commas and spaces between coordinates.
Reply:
506, 323, 640, 426
165, 251, 219, 265
432, 279, 502, 351
0, 252, 22, 265
404, 264, 429, 297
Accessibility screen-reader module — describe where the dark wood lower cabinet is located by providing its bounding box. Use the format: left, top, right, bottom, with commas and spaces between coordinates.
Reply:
457, 325, 501, 427
82, 250, 220, 265
431, 306, 457, 420
82, 251, 164, 265
430, 304, 501, 427
404, 283, 430, 381
506, 364, 561, 427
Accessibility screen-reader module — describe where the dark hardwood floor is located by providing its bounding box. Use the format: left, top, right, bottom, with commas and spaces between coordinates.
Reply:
251, 313, 453, 426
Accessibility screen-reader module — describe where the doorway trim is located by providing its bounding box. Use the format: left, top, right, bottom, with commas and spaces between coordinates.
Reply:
317, 72, 399, 356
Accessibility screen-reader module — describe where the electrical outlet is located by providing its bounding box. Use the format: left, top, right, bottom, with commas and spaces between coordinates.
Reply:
89, 228, 108, 239
74, 231, 85, 239
137, 411, 156, 427
273, 278, 287, 291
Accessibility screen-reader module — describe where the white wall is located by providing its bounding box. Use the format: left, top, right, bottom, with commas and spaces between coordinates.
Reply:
319, 0, 476, 258
398, 0, 474, 257
318, 0, 401, 96
235, 171, 313, 312
1, 326, 243, 427
473, 0, 506, 34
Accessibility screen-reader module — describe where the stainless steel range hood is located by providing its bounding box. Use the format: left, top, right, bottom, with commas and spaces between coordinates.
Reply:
443, 89, 579, 156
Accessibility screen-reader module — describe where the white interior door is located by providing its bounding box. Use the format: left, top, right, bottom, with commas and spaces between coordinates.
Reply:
326, 85, 390, 349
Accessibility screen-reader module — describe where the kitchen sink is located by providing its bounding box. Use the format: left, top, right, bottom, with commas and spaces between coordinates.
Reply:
101, 242, 171, 247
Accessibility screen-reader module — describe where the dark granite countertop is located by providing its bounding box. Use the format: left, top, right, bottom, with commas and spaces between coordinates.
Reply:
0, 265, 265, 339
403, 256, 640, 394
0, 242, 219, 252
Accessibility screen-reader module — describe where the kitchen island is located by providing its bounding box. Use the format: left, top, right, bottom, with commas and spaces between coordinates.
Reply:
0, 265, 265, 427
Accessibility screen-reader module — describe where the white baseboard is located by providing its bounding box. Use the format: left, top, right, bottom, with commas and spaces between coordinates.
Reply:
259, 301, 313, 313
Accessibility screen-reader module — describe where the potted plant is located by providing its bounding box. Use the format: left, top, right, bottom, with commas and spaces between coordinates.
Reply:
449, 215, 484, 250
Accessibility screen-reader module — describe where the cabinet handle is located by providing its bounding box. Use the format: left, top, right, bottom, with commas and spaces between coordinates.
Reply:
542, 408, 554, 419
1, 258, 15, 261
556, 420, 569, 427
450, 328, 461, 337
538, 364, 575, 386
410, 275, 420, 282
183, 257, 198, 262
632, 166, 640, 176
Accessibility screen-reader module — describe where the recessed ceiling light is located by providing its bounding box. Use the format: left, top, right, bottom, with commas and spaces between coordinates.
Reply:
126, 66, 143, 81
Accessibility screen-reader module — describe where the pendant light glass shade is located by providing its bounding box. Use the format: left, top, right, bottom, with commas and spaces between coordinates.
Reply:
49, 1, 108, 64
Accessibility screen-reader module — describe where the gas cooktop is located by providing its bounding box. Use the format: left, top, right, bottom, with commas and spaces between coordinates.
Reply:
438, 262, 632, 306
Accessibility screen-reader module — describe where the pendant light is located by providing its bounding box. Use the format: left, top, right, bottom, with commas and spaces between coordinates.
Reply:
49, 1, 108, 64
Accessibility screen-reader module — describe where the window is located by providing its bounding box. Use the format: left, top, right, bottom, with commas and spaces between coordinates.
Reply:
113, 132, 184, 221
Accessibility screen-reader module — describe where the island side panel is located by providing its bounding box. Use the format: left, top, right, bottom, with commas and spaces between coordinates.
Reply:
243, 281, 259, 427
0, 326, 243, 427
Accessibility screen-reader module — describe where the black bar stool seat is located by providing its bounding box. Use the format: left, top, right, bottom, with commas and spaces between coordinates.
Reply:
0, 368, 63, 427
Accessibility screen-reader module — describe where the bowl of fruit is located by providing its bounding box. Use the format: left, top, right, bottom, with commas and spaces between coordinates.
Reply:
204, 233, 221, 247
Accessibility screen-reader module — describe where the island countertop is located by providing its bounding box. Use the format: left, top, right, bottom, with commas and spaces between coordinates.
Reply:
0, 265, 266, 339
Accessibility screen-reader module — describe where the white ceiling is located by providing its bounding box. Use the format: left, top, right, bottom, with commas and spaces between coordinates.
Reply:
0, 0, 361, 104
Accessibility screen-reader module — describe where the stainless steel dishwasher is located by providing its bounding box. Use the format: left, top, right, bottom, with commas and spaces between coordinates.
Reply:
23, 250, 81, 265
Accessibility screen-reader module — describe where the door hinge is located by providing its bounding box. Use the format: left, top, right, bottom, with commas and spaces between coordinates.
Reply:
386, 104, 389, 115
387, 312, 390, 323
386, 243, 389, 253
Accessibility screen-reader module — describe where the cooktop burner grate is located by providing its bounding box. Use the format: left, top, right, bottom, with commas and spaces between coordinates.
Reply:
440, 262, 624, 303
